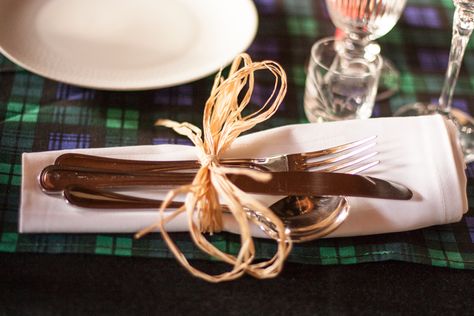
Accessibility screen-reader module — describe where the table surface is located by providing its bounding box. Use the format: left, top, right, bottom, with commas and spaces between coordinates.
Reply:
1, 0, 474, 313
1, 252, 473, 315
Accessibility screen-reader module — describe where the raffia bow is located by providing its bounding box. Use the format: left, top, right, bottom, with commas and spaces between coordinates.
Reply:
135, 54, 292, 282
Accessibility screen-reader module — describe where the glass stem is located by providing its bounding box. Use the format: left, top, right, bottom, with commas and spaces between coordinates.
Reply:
438, 6, 474, 115
341, 34, 373, 60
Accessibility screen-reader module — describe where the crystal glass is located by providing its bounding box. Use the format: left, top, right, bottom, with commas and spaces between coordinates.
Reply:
394, 0, 474, 162
304, 37, 382, 122
326, 0, 407, 99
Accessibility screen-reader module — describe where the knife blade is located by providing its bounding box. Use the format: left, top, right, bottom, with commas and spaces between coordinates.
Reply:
230, 170, 412, 200
39, 165, 412, 200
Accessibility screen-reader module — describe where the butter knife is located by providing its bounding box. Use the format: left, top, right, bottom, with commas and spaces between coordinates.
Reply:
39, 165, 413, 200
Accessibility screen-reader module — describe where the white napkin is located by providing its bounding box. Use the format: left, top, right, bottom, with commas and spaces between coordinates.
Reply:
19, 115, 468, 238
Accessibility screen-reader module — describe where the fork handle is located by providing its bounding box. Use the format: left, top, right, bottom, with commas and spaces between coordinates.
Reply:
54, 153, 260, 172
55, 153, 201, 171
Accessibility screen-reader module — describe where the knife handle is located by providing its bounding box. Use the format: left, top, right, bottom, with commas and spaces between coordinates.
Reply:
39, 165, 194, 193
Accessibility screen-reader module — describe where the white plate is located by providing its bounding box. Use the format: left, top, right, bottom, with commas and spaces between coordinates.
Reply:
0, 0, 258, 90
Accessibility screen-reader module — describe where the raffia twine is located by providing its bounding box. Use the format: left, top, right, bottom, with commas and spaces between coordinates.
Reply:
135, 54, 292, 282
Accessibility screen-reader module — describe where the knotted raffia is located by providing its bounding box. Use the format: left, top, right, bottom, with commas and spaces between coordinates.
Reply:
135, 54, 292, 282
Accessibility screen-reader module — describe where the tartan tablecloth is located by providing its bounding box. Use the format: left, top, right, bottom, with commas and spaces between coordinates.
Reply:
1, 0, 474, 268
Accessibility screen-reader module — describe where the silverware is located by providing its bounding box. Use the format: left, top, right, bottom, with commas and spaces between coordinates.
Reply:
38, 137, 384, 242
53, 136, 377, 172
63, 185, 350, 243
39, 166, 413, 200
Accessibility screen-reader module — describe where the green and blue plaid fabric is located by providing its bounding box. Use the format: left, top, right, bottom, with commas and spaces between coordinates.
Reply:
1, 0, 474, 268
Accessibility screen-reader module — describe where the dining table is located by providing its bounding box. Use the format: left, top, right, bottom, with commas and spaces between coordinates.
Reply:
1, 0, 474, 314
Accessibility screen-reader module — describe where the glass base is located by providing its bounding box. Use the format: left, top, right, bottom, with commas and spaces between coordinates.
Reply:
376, 58, 400, 101
451, 108, 474, 163
394, 103, 474, 163
393, 102, 438, 116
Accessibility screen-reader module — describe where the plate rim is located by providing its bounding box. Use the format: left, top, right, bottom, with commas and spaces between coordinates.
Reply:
0, 0, 259, 91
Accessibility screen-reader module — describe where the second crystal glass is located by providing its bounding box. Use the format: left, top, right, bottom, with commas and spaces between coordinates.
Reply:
394, 0, 474, 162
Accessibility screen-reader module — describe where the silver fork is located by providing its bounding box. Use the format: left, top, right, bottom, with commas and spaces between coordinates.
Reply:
54, 136, 378, 173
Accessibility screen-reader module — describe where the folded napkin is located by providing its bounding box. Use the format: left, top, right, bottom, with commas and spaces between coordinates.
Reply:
20, 115, 468, 238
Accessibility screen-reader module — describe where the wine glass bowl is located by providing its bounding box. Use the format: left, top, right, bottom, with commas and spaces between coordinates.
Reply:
326, 0, 407, 45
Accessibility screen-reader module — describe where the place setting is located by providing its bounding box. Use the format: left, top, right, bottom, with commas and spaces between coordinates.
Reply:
2, 0, 473, 282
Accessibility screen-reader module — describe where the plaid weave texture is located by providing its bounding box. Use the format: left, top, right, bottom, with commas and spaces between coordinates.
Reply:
1, 0, 474, 268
